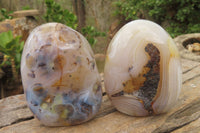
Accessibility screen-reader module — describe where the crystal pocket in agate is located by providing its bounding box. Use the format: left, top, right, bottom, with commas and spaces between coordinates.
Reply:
21, 23, 102, 126
104, 20, 182, 116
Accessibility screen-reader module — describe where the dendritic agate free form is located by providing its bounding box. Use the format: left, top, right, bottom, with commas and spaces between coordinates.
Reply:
104, 20, 182, 116
21, 23, 102, 126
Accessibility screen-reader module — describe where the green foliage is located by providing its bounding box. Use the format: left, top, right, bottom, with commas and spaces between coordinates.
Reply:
0, 8, 13, 21
22, 5, 32, 10
114, 0, 143, 20
0, 31, 24, 70
44, 0, 77, 29
44, 0, 105, 46
81, 26, 106, 47
115, 0, 200, 37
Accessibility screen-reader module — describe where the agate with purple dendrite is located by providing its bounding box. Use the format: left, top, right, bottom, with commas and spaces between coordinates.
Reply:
21, 23, 102, 126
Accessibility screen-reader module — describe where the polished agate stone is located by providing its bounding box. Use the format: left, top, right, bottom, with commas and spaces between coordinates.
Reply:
21, 23, 102, 126
104, 20, 182, 116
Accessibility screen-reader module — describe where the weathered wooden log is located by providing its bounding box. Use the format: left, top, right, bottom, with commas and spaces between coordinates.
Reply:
0, 58, 200, 133
10, 10, 39, 18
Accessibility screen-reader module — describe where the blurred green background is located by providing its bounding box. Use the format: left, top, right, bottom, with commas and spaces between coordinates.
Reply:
0, 0, 199, 98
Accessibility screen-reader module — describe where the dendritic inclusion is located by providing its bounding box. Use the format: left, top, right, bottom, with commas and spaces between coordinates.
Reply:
21, 23, 102, 126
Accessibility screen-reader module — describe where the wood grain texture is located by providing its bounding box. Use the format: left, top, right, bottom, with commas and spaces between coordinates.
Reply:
0, 59, 200, 133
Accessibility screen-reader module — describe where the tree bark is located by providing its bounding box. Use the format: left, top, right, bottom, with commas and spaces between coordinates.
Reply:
72, 0, 86, 31
0, 82, 4, 99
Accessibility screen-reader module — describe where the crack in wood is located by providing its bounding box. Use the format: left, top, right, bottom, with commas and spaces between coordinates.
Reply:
152, 98, 200, 133
183, 64, 200, 74
183, 73, 200, 84
95, 108, 116, 118
168, 120, 197, 133
157, 119, 197, 133
0, 116, 34, 129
